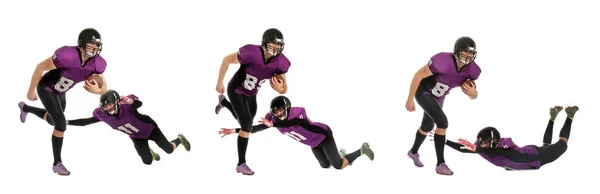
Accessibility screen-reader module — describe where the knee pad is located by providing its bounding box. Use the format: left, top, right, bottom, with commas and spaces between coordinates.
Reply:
332, 163, 343, 170
436, 118, 448, 129
319, 162, 331, 169
420, 123, 435, 132
142, 157, 153, 165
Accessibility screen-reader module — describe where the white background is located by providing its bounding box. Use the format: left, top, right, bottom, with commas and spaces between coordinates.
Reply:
0, 0, 597, 193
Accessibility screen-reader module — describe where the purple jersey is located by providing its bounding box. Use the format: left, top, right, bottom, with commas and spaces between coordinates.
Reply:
41, 46, 107, 94
229, 44, 290, 96
425, 52, 481, 100
265, 107, 329, 148
92, 94, 154, 139
476, 138, 542, 170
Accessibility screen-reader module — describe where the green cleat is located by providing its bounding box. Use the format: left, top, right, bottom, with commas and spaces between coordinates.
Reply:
178, 134, 191, 151
550, 106, 563, 122
360, 142, 374, 161
565, 106, 579, 120
151, 149, 160, 161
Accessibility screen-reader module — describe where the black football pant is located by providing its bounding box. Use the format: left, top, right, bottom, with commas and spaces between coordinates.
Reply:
131, 116, 175, 165
36, 83, 67, 131
224, 84, 258, 166
536, 118, 572, 166
311, 127, 346, 169
36, 83, 68, 165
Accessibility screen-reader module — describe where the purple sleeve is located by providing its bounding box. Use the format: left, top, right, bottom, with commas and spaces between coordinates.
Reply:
94, 57, 107, 74
126, 94, 139, 100
427, 53, 447, 74
277, 55, 291, 74
237, 44, 255, 65
469, 63, 482, 80
265, 112, 274, 122
92, 108, 103, 120
52, 46, 72, 69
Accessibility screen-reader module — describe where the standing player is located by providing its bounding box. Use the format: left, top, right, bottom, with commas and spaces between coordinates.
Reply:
446, 106, 578, 170
405, 36, 481, 175
66, 90, 191, 165
214, 28, 290, 175
219, 96, 374, 171
17, 28, 108, 175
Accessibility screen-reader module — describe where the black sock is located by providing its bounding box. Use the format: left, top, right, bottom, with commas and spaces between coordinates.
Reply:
543, 120, 554, 145
171, 138, 181, 147
559, 118, 572, 139
410, 131, 427, 154
52, 135, 64, 165
434, 134, 446, 166
23, 104, 47, 120
345, 149, 362, 164
237, 136, 249, 166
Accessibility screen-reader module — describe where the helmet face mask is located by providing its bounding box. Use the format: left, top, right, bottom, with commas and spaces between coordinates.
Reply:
477, 127, 501, 148
101, 102, 118, 115
262, 28, 284, 56
100, 90, 120, 115
453, 36, 477, 65
270, 96, 291, 121
78, 28, 103, 57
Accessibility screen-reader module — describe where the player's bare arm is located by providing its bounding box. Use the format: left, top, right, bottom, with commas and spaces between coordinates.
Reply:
216, 52, 240, 93
27, 57, 58, 100
408, 64, 434, 99
405, 64, 433, 111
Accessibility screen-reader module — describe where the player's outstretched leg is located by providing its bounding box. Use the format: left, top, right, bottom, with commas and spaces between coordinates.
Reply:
18, 101, 52, 124
215, 94, 239, 120
560, 106, 578, 142
537, 106, 578, 167
339, 142, 374, 166
543, 106, 563, 147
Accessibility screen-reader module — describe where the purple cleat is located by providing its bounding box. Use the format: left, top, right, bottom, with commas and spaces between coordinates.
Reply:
407, 150, 424, 167
236, 163, 254, 175
18, 101, 27, 123
435, 163, 454, 175
215, 94, 226, 115
53, 162, 71, 176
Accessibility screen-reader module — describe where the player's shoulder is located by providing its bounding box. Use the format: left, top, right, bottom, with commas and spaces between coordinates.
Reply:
430, 52, 453, 61
469, 61, 481, 71
275, 53, 291, 66
499, 137, 514, 144
53, 45, 78, 59
91, 55, 107, 73
239, 44, 261, 53
92, 107, 107, 119
290, 106, 305, 112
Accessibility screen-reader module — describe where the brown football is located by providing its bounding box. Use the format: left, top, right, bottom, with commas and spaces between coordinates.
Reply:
87, 74, 104, 88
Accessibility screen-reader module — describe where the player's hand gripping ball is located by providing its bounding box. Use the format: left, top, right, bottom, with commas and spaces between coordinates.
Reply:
270, 74, 284, 89
463, 79, 475, 88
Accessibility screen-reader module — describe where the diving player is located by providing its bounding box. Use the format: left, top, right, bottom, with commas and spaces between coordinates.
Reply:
219, 96, 374, 171
66, 90, 191, 165
214, 28, 290, 175
17, 28, 108, 175
405, 36, 481, 175
447, 106, 578, 170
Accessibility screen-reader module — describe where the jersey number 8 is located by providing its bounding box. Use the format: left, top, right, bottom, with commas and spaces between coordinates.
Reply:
54, 77, 75, 92
431, 82, 450, 97
243, 74, 269, 91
